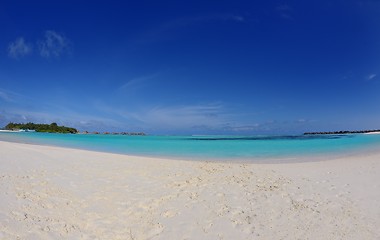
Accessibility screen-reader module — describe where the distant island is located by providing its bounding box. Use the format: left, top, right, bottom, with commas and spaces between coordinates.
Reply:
2, 122, 147, 135
304, 129, 380, 135
4, 122, 78, 134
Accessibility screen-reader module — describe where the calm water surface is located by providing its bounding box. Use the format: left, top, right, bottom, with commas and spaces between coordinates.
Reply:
1, 132, 380, 162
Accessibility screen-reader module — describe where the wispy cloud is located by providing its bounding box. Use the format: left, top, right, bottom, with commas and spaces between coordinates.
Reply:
167, 14, 245, 27
119, 73, 159, 92
221, 124, 260, 132
89, 100, 315, 134
91, 100, 267, 133
368, 73, 377, 80
0, 90, 12, 102
129, 103, 232, 131
0, 84, 316, 134
7, 37, 32, 59
136, 14, 245, 44
0, 88, 26, 102
7, 31, 71, 59
276, 4, 293, 12
231, 15, 245, 22
0, 92, 11, 102
38, 30, 70, 58
276, 4, 294, 20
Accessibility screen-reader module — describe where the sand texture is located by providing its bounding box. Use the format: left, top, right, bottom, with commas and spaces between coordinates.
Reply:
0, 141, 379, 239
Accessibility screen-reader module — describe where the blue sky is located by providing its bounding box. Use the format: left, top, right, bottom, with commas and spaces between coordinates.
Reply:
1, 0, 380, 134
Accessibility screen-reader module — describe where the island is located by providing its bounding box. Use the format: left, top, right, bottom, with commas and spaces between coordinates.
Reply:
4, 122, 78, 134
304, 129, 380, 135
2, 122, 146, 135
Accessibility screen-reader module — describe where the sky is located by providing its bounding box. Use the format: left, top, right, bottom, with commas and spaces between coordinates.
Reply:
0, 0, 380, 134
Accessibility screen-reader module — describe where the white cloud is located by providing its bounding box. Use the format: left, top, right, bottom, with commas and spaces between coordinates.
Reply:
119, 73, 159, 92
368, 73, 377, 80
7, 37, 32, 59
7, 31, 71, 59
38, 30, 70, 58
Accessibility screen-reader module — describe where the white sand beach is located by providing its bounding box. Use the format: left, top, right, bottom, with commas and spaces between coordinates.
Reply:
1, 141, 379, 239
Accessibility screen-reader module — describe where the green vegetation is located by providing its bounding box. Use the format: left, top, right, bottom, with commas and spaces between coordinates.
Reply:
5, 122, 78, 134
304, 129, 380, 135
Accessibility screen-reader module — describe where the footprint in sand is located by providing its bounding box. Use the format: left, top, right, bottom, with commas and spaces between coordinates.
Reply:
162, 210, 177, 218
146, 222, 164, 238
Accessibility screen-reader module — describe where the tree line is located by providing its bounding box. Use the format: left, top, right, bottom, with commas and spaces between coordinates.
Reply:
304, 129, 380, 135
4, 122, 78, 134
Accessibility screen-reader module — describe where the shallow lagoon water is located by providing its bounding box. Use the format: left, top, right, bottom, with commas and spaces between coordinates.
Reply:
1, 132, 379, 162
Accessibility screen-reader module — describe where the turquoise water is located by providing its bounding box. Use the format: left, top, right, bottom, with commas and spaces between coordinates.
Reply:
1, 132, 380, 162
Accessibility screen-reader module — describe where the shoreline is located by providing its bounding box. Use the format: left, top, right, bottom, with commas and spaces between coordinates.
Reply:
1, 141, 380, 239
365, 131, 380, 134
0, 133, 380, 164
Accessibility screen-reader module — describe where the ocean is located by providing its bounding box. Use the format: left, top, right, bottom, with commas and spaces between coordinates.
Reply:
1, 132, 379, 162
